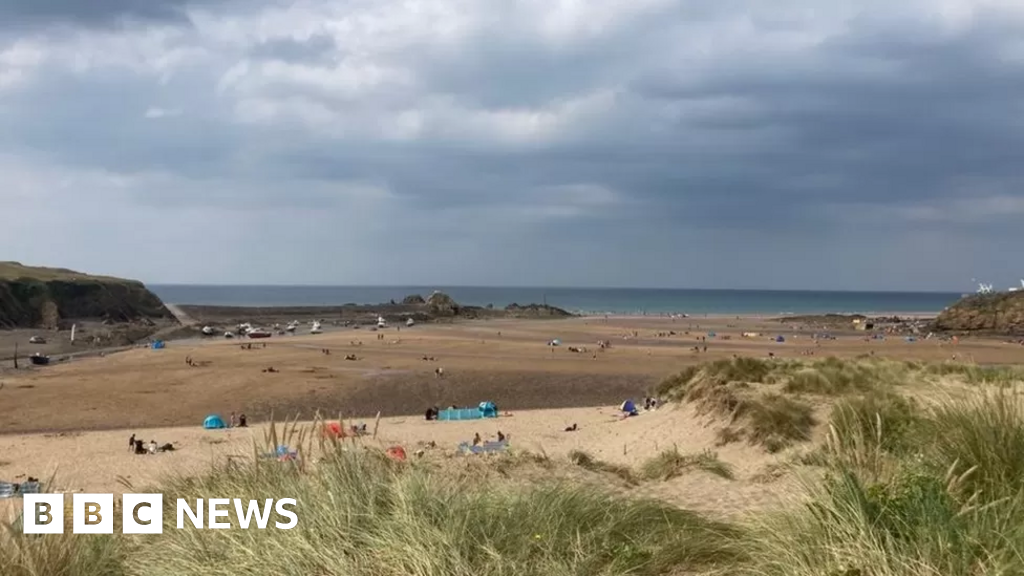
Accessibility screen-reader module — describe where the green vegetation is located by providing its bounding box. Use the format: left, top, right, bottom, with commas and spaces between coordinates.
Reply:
0, 261, 128, 283
744, 389, 1024, 576
639, 448, 734, 481
745, 393, 816, 453
654, 356, 1024, 453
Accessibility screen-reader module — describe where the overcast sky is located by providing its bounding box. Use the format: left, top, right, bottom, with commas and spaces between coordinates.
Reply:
2, 0, 1022, 290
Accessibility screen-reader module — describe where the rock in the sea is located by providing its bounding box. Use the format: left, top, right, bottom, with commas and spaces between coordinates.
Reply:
402, 294, 426, 305
427, 291, 459, 315
504, 303, 573, 318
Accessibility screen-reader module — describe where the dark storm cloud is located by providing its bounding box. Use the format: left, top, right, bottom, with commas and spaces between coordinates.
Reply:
0, 0, 206, 28
3, 0, 1024, 288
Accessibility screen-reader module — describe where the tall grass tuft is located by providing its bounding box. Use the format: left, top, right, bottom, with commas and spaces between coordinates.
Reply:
640, 448, 735, 481
0, 525, 126, 576
921, 390, 1024, 497
134, 449, 743, 576
745, 394, 816, 453
567, 450, 637, 485
741, 387, 1024, 576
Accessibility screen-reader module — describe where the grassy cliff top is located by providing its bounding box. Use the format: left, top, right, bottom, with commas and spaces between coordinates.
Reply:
0, 261, 136, 283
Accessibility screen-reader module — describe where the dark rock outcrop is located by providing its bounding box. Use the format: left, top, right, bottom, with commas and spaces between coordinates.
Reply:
0, 262, 173, 329
932, 292, 1024, 334
401, 294, 426, 305
426, 291, 459, 315
504, 303, 573, 318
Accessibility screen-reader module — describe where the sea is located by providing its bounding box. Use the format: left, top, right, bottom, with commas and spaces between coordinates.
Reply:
148, 286, 964, 316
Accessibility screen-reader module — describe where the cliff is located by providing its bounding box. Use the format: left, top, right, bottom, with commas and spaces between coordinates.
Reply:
932, 292, 1024, 334
0, 262, 173, 329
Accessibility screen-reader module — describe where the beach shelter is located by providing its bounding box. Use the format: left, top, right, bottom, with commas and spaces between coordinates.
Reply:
620, 399, 638, 416
203, 414, 226, 429
479, 401, 498, 418
439, 407, 484, 421
151, 340, 165, 350
774, 336, 786, 343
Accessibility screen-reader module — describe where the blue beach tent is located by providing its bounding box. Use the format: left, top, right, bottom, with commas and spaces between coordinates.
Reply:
775, 335, 786, 343
479, 401, 498, 418
203, 414, 226, 429
151, 340, 165, 350
620, 399, 638, 416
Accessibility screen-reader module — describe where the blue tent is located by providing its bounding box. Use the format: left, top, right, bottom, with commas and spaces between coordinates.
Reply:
151, 340, 165, 350
203, 414, 226, 429
620, 399, 638, 416
775, 335, 786, 343
479, 401, 498, 418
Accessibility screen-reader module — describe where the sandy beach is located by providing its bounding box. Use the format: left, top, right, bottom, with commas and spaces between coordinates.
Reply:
2, 314, 1023, 517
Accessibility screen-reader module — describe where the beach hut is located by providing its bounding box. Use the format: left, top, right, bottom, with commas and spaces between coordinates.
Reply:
203, 414, 226, 429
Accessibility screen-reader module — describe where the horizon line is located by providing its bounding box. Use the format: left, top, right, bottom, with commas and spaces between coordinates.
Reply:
147, 283, 966, 295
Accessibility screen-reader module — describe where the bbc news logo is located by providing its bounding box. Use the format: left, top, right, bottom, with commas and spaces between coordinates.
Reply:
23, 494, 298, 534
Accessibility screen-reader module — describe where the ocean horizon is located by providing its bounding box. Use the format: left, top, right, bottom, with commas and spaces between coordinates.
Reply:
149, 285, 964, 316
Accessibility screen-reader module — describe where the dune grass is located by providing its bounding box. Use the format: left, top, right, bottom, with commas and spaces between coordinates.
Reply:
745, 394, 817, 453
567, 450, 638, 484
0, 527, 126, 576
639, 448, 735, 481
740, 388, 1024, 576
657, 357, 1024, 401
135, 450, 743, 576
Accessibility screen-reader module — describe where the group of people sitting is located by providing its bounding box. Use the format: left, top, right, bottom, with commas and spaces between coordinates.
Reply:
129, 434, 175, 455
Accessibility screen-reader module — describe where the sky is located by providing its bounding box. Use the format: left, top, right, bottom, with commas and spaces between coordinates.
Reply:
1, 0, 1023, 291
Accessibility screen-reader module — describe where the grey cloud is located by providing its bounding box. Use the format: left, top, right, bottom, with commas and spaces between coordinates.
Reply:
2, 1, 1024, 289
246, 34, 339, 65
0, 0, 200, 28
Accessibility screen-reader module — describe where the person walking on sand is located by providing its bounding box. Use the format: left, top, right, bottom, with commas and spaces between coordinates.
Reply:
129, 433, 136, 452
230, 412, 237, 428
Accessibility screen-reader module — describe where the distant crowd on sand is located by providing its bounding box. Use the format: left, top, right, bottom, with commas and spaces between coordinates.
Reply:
128, 433, 175, 455
127, 412, 246, 455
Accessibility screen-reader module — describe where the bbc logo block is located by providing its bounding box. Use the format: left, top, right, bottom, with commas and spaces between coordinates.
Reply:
24, 494, 163, 535
23, 494, 297, 534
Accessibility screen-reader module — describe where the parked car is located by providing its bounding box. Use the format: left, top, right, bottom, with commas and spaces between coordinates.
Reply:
28, 336, 46, 344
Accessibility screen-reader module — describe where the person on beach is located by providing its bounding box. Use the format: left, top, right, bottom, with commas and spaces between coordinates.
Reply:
129, 433, 136, 452
238, 413, 248, 427
148, 440, 158, 455
230, 412, 237, 428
